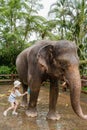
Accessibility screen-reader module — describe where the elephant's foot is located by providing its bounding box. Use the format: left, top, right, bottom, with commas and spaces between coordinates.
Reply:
26, 108, 37, 117
46, 111, 61, 121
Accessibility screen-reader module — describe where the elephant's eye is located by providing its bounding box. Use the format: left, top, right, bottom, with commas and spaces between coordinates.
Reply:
59, 60, 70, 69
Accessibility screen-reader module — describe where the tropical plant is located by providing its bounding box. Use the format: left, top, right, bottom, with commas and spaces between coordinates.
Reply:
48, 0, 71, 39
0, 66, 11, 74
0, 0, 47, 67
48, 0, 87, 75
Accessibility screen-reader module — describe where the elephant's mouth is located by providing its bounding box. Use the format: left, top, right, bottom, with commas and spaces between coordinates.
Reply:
49, 71, 64, 79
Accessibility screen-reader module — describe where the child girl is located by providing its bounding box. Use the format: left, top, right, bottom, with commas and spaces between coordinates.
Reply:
3, 80, 28, 116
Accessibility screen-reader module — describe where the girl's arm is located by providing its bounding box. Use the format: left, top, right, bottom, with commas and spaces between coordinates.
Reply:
21, 91, 28, 96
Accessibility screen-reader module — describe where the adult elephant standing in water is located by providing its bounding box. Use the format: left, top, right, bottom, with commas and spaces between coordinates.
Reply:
16, 40, 87, 120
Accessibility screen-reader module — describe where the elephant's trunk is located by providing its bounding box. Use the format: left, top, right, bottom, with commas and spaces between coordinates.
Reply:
66, 65, 87, 120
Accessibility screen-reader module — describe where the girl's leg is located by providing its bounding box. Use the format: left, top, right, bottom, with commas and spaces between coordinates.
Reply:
12, 100, 19, 115
3, 102, 14, 116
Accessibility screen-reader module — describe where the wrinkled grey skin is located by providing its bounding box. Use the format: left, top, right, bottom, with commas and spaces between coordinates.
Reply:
16, 40, 87, 120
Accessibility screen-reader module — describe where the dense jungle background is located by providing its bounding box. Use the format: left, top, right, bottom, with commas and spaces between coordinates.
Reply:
0, 0, 87, 76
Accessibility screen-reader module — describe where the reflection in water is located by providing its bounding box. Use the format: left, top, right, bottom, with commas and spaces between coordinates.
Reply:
20, 111, 62, 130
47, 120, 63, 130
21, 113, 63, 130
37, 119, 49, 130
21, 114, 38, 130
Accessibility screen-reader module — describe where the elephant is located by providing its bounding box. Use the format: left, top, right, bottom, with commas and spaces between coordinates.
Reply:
16, 40, 87, 120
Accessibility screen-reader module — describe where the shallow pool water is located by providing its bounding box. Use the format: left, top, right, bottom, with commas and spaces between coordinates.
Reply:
0, 84, 87, 130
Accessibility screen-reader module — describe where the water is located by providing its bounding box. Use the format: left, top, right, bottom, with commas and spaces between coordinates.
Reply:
0, 85, 87, 130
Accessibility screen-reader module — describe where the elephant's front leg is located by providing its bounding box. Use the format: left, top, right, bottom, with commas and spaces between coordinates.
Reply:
26, 82, 40, 117
47, 79, 61, 120
21, 83, 28, 107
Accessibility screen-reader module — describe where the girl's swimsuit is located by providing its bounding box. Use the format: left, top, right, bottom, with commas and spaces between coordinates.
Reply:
8, 90, 21, 103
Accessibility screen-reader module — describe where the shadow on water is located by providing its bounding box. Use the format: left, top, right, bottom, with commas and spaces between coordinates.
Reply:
0, 85, 87, 130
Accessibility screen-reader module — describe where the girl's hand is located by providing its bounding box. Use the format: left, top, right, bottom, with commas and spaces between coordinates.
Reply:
25, 91, 28, 95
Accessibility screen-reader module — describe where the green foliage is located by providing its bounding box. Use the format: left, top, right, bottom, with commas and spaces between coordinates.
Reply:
0, 66, 11, 74
0, 44, 24, 67
0, 0, 45, 70
48, 0, 87, 75
0, 0, 87, 75
80, 60, 87, 75
10, 65, 17, 74
82, 87, 87, 91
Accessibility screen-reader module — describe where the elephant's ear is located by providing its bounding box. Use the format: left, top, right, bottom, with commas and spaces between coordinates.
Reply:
37, 45, 54, 72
